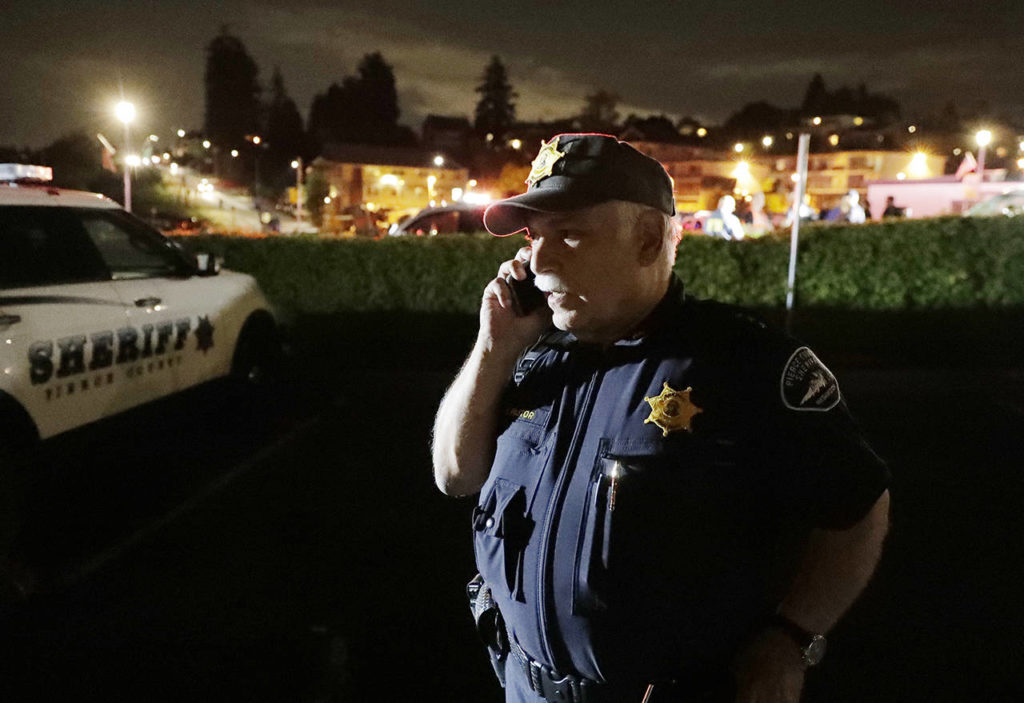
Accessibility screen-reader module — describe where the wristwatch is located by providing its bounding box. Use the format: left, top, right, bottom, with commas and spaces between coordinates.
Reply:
767, 613, 827, 667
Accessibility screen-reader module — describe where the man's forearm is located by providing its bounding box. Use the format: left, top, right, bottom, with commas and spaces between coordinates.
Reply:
778, 490, 890, 634
431, 338, 519, 496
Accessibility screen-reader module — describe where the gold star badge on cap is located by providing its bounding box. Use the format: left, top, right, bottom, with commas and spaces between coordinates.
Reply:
644, 382, 702, 436
526, 136, 566, 187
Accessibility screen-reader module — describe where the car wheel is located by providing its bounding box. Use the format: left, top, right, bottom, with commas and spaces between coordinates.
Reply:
230, 315, 283, 388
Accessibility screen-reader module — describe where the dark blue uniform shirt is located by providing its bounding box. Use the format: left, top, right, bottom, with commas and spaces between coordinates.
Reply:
472, 276, 889, 692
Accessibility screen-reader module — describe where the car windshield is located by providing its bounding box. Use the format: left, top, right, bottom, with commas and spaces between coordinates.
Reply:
967, 193, 1024, 217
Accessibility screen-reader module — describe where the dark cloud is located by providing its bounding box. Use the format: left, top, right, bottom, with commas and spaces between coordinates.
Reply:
2, 0, 1022, 148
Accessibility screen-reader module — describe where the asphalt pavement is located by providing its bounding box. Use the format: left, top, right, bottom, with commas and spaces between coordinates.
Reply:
0, 358, 1022, 702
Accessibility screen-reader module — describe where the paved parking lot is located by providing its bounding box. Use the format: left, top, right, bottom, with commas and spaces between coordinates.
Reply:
1, 360, 1022, 702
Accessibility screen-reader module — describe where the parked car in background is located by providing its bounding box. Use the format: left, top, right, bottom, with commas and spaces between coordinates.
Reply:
964, 191, 1024, 218
388, 203, 486, 236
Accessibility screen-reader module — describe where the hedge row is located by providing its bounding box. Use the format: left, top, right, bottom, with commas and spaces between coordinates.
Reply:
174, 217, 1024, 317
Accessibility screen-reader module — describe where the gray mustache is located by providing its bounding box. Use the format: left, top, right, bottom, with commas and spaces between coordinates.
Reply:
534, 275, 568, 294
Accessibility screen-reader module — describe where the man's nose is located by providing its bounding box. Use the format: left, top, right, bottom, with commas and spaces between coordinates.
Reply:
530, 236, 557, 273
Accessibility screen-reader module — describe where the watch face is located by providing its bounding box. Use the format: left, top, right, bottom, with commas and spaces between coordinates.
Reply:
803, 635, 827, 667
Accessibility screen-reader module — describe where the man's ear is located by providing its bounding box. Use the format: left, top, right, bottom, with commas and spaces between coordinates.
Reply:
635, 210, 666, 266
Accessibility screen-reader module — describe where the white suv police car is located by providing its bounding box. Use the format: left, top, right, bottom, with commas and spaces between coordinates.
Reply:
0, 164, 280, 448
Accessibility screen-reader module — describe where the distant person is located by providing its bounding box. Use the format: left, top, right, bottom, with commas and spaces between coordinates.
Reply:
821, 204, 843, 222
882, 196, 905, 218
747, 191, 772, 237
843, 190, 866, 224
784, 194, 817, 228
704, 195, 746, 240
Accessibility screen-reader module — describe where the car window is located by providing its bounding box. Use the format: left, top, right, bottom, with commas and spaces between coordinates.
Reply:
410, 211, 459, 235
0, 206, 110, 289
79, 209, 185, 279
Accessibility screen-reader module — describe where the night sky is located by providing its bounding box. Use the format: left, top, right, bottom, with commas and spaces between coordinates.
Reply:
3, 0, 1023, 148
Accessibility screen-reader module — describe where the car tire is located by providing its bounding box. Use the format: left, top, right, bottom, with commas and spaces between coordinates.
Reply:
230, 313, 283, 388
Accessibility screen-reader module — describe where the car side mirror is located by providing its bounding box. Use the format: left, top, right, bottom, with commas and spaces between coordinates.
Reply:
195, 251, 222, 276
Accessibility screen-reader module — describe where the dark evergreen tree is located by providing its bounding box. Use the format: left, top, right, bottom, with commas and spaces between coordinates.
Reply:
308, 52, 410, 146
356, 52, 400, 138
474, 56, 517, 141
579, 89, 621, 133
801, 73, 828, 115
263, 67, 307, 193
723, 101, 792, 138
203, 26, 261, 149
622, 114, 683, 142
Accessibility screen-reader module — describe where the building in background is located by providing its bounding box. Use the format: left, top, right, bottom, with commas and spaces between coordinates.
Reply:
313, 144, 469, 234
772, 150, 948, 212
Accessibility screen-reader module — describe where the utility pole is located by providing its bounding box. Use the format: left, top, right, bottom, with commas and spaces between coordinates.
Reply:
294, 157, 303, 229
123, 121, 132, 212
115, 101, 135, 212
786, 133, 811, 332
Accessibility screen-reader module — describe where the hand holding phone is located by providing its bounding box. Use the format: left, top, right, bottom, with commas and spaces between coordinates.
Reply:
503, 262, 546, 317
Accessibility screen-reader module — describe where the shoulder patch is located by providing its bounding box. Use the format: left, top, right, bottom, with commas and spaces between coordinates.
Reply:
780, 347, 840, 412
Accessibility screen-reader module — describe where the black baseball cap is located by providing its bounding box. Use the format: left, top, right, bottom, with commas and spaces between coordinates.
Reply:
484, 133, 676, 236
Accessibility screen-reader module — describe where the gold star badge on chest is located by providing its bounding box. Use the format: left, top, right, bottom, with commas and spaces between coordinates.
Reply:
526, 136, 566, 186
644, 382, 703, 436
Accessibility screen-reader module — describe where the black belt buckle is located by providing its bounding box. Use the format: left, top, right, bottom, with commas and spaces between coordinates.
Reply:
533, 664, 581, 703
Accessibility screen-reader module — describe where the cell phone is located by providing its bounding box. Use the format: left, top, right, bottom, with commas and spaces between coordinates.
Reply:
504, 261, 546, 316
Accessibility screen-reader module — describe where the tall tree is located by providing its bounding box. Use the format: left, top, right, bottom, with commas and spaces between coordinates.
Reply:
356, 52, 400, 137
801, 73, 827, 115
204, 26, 261, 149
579, 89, 621, 133
723, 101, 791, 138
308, 53, 411, 146
264, 67, 307, 193
474, 56, 517, 141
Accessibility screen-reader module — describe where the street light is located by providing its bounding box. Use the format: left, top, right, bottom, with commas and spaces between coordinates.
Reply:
976, 130, 992, 181
292, 158, 304, 229
115, 101, 135, 211
245, 135, 264, 196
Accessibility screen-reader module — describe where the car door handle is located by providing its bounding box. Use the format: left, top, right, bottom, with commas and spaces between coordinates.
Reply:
0, 314, 21, 326
134, 297, 162, 308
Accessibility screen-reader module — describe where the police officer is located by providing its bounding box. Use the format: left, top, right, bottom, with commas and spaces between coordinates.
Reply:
433, 134, 890, 703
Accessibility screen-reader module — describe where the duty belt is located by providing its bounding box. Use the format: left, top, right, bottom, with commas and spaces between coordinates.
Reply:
508, 641, 718, 703
510, 639, 593, 703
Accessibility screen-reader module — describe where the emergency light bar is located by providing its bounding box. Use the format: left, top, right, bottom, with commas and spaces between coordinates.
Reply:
0, 164, 54, 182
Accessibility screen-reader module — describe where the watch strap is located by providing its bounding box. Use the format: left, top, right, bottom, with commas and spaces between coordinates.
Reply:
766, 613, 815, 648
765, 613, 827, 667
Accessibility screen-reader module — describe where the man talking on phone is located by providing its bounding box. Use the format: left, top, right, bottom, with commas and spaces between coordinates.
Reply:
432, 134, 890, 703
